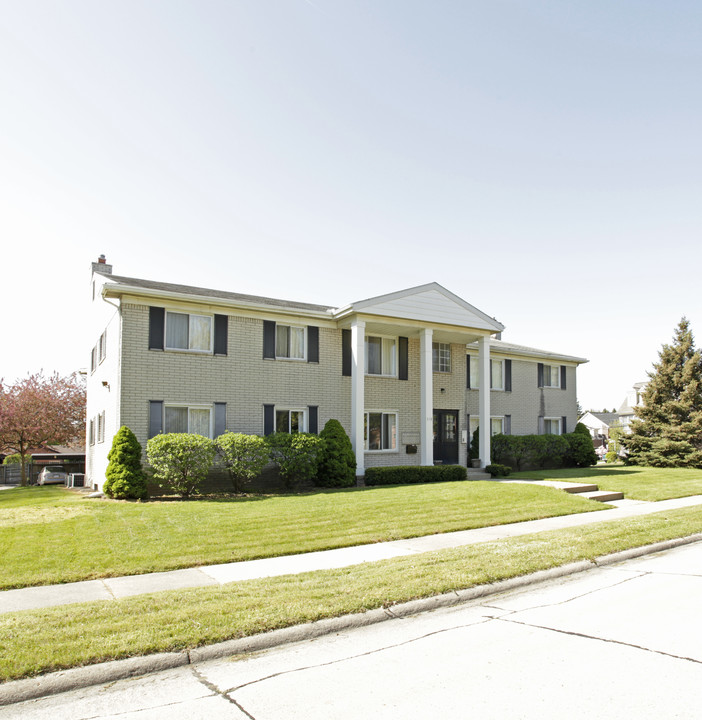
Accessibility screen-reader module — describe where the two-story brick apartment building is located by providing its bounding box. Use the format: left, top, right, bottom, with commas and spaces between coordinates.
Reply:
86, 257, 586, 491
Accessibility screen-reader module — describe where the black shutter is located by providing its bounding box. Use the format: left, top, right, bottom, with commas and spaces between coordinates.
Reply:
307, 326, 319, 363
504, 415, 511, 435
560, 365, 567, 390
505, 360, 512, 391
214, 403, 227, 437
399, 336, 409, 380
562, 416, 567, 434
466, 355, 471, 389
149, 401, 163, 438
263, 404, 275, 435
342, 329, 352, 376
308, 405, 318, 434
537, 363, 544, 388
149, 307, 165, 350
214, 315, 228, 355
263, 321, 276, 359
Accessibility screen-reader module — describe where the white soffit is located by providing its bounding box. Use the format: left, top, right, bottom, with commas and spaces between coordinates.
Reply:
339, 284, 504, 333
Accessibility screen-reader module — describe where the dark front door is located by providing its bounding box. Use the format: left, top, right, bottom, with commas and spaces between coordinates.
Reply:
433, 410, 458, 465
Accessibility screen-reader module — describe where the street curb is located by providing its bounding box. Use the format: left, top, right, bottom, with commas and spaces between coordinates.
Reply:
2, 534, 701, 707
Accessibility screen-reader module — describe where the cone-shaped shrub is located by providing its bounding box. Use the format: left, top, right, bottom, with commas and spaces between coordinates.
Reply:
104, 426, 148, 500
316, 419, 356, 487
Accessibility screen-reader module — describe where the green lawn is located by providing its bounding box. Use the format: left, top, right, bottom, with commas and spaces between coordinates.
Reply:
510, 465, 702, 501
2, 504, 701, 682
0, 482, 605, 590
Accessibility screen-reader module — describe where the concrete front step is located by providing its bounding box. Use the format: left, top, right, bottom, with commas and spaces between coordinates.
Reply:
562, 483, 599, 494
579, 490, 625, 503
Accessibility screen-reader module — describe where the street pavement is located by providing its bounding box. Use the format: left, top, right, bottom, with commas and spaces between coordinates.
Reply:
3, 539, 701, 719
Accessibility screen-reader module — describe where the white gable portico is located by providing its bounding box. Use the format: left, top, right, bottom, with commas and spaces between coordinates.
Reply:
334, 283, 504, 475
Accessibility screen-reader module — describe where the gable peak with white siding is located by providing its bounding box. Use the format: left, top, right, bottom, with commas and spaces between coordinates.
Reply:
335, 282, 504, 333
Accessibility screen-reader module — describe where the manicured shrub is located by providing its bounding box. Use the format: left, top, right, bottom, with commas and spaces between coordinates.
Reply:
364, 465, 466, 486
267, 432, 322, 489
469, 427, 480, 461
103, 426, 148, 500
216, 432, 270, 493
564, 432, 598, 467
146, 433, 216, 498
316, 419, 356, 487
485, 463, 512, 477
573, 422, 591, 437
606, 451, 619, 463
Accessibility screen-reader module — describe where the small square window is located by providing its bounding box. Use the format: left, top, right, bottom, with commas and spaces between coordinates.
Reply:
432, 343, 451, 373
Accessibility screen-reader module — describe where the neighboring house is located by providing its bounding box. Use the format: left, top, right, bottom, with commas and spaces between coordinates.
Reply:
85, 257, 587, 491
578, 411, 619, 458
618, 381, 648, 432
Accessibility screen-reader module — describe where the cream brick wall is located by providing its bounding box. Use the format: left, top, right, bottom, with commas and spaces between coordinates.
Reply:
466, 354, 579, 436
117, 305, 474, 474
90, 298, 581, 489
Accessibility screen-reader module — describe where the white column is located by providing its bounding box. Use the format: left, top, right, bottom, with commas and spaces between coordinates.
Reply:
351, 319, 366, 476
420, 328, 434, 466
478, 335, 491, 468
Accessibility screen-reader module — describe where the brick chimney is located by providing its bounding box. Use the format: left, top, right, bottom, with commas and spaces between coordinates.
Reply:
91, 254, 113, 275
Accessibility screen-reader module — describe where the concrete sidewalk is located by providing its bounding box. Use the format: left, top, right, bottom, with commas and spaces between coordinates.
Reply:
3, 491, 702, 615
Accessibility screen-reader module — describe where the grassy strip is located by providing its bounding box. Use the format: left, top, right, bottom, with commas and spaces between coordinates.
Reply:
1, 505, 701, 682
0, 483, 603, 590
510, 465, 702, 501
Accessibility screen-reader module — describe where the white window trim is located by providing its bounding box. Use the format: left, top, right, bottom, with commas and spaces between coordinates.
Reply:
274, 407, 308, 433
468, 356, 505, 390
490, 358, 504, 391
364, 409, 399, 452
543, 417, 562, 435
469, 416, 504, 437
543, 365, 561, 389
98, 332, 106, 364
275, 324, 307, 362
163, 403, 214, 438
432, 342, 451, 373
365, 335, 398, 377
97, 411, 106, 443
90, 346, 97, 374
164, 311, 214, 354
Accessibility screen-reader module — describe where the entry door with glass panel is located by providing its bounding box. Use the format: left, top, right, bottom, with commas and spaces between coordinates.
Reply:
433, 410, 459, 465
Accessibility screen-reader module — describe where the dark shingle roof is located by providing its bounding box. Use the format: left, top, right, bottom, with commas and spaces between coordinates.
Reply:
105, 275, 335, 314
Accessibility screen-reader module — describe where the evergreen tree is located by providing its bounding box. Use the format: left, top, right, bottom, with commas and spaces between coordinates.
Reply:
316, 419, 356, 487
104, 426, 148, 499
623, 318, 702, 467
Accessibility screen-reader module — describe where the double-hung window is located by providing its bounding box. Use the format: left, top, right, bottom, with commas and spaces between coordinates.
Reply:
97, 412, 106, 443
98, 332, 106, 363
275, 409, 306, 433
276, 325, 305, 360
432, 343, 451, 373
365, 411, 397, 451
366, 336, 396, 376
543, 417, 562, 435
165, 312, 213, 353
164, 405, 212, 437
469, 416, 505, 437
468, 357, 505, 390
542, 365, 561, 388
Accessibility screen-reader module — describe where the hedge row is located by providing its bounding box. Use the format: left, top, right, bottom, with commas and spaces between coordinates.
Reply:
364, 465, 467, 486
490, 431, 597, 471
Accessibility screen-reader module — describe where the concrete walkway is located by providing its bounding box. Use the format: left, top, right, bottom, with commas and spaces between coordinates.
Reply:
3, 490, 702, 615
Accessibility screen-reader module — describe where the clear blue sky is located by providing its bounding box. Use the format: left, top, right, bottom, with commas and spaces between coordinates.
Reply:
2, 1, 701, 411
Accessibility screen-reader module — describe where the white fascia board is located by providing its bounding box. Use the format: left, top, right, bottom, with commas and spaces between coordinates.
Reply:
102, 283, 336, 323
468, 340, 588, 365
334, 282, 505, 333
